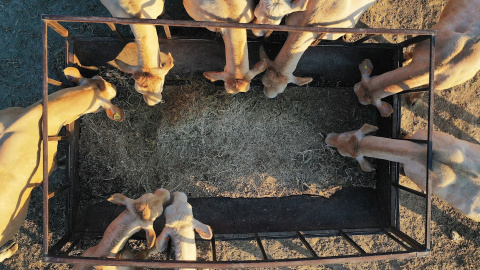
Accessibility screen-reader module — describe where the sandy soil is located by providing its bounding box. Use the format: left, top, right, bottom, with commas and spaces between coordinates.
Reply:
1, 0, 480, 269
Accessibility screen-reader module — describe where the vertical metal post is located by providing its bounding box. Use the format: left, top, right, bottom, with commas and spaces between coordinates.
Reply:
211, 235, 217, 261
425, 35, 436, 251
42, 19, 50, 256
66, 120, 80, 235
391, 44, 403, 229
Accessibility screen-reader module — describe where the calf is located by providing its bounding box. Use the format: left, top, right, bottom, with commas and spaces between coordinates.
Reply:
254, 0, 376, 98
0, 67, 124, 262
183, 0, 267, 94
138, 192, 212, 270
73, 189, 171, 270
354, 0, 480, 117
101, 0, 174, 106
326, 124, 480, 222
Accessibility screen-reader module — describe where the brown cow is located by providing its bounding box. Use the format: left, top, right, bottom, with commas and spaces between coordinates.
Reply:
326, 124, 480, 222
354, 0, 480, 117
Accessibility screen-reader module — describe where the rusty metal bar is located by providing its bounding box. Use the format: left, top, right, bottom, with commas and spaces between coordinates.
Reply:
48, 184, 71, 199
62, 239, 80, 256
48, 78, 62, 86
339, 230, 367, 255
49, 234, 71, 255
389, 228, 425, 251
47, 20, 69, 37
163, 25, 172, 39
42, 18, 50, 257
425, 35, 436, 251
265, 30, 273, 37
211, 234, 217, 261
255, 233, 268, 260
398, 35, 430, 48
41, 15, 437, 36
44, 250, 430, 268
381, 228, 412, 251
296, 231, 318, 258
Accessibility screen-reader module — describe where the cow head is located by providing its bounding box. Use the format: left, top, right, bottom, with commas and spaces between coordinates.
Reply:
353, 59, 394, 117
325, 124, 378, 172
260, 46, 312, 98
115, 52, 174, 106
204, 59, 267, 94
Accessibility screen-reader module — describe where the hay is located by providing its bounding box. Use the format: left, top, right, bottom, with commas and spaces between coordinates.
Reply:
78, 69, 376, 206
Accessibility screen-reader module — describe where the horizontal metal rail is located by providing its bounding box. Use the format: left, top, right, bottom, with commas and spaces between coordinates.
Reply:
397, 87, 429, 94
398, 35, 431, 47
393, 183, 426, 198
41, 15, 437, 36
44, 250, 430, 269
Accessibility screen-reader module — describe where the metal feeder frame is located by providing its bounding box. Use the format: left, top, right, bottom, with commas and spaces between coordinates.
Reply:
41, 14, 436, 268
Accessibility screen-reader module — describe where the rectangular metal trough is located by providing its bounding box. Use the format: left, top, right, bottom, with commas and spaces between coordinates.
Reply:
40, 14, 435, 268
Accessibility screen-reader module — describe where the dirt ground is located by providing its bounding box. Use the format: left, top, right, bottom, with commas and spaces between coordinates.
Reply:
2, 0, 480, 269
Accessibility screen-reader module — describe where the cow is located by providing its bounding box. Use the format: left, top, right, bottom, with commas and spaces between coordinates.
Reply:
354, 0, 480, 117
0, 67, 124, 262
137, 192, 212, 270
73, 189, 171, 270
101, 0, 174, 106
183, 0, 267, 94
253, 0, 377, 98
326, 124, 480, 222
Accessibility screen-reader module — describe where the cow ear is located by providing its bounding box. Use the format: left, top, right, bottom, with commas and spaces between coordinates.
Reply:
292, 76, 313, 86
358, 124, 378, 136
203, 71, 225, 82
155, 227, 172, 252
103, 103, 125, 122
160, 52, 174, 73
357, 156, 375, 172
64, 67, 83, 84
377, 101, 394, 117
108, 193, 131, 205
193, 219, 213, 240
359, 59, 373, 78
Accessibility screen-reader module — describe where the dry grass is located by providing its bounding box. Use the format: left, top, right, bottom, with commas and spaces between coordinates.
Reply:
78, 69, 376, 208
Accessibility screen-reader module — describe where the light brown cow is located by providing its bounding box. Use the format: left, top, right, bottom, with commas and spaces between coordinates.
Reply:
101, 0, 174, 106
73, 189, 170, 270
354, 0, 480, 117
183, 0, 267, 94
326, 124, 480, 222
137, 192, 212, 270
0, 67, 124, 262
254, 0, 377, 98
